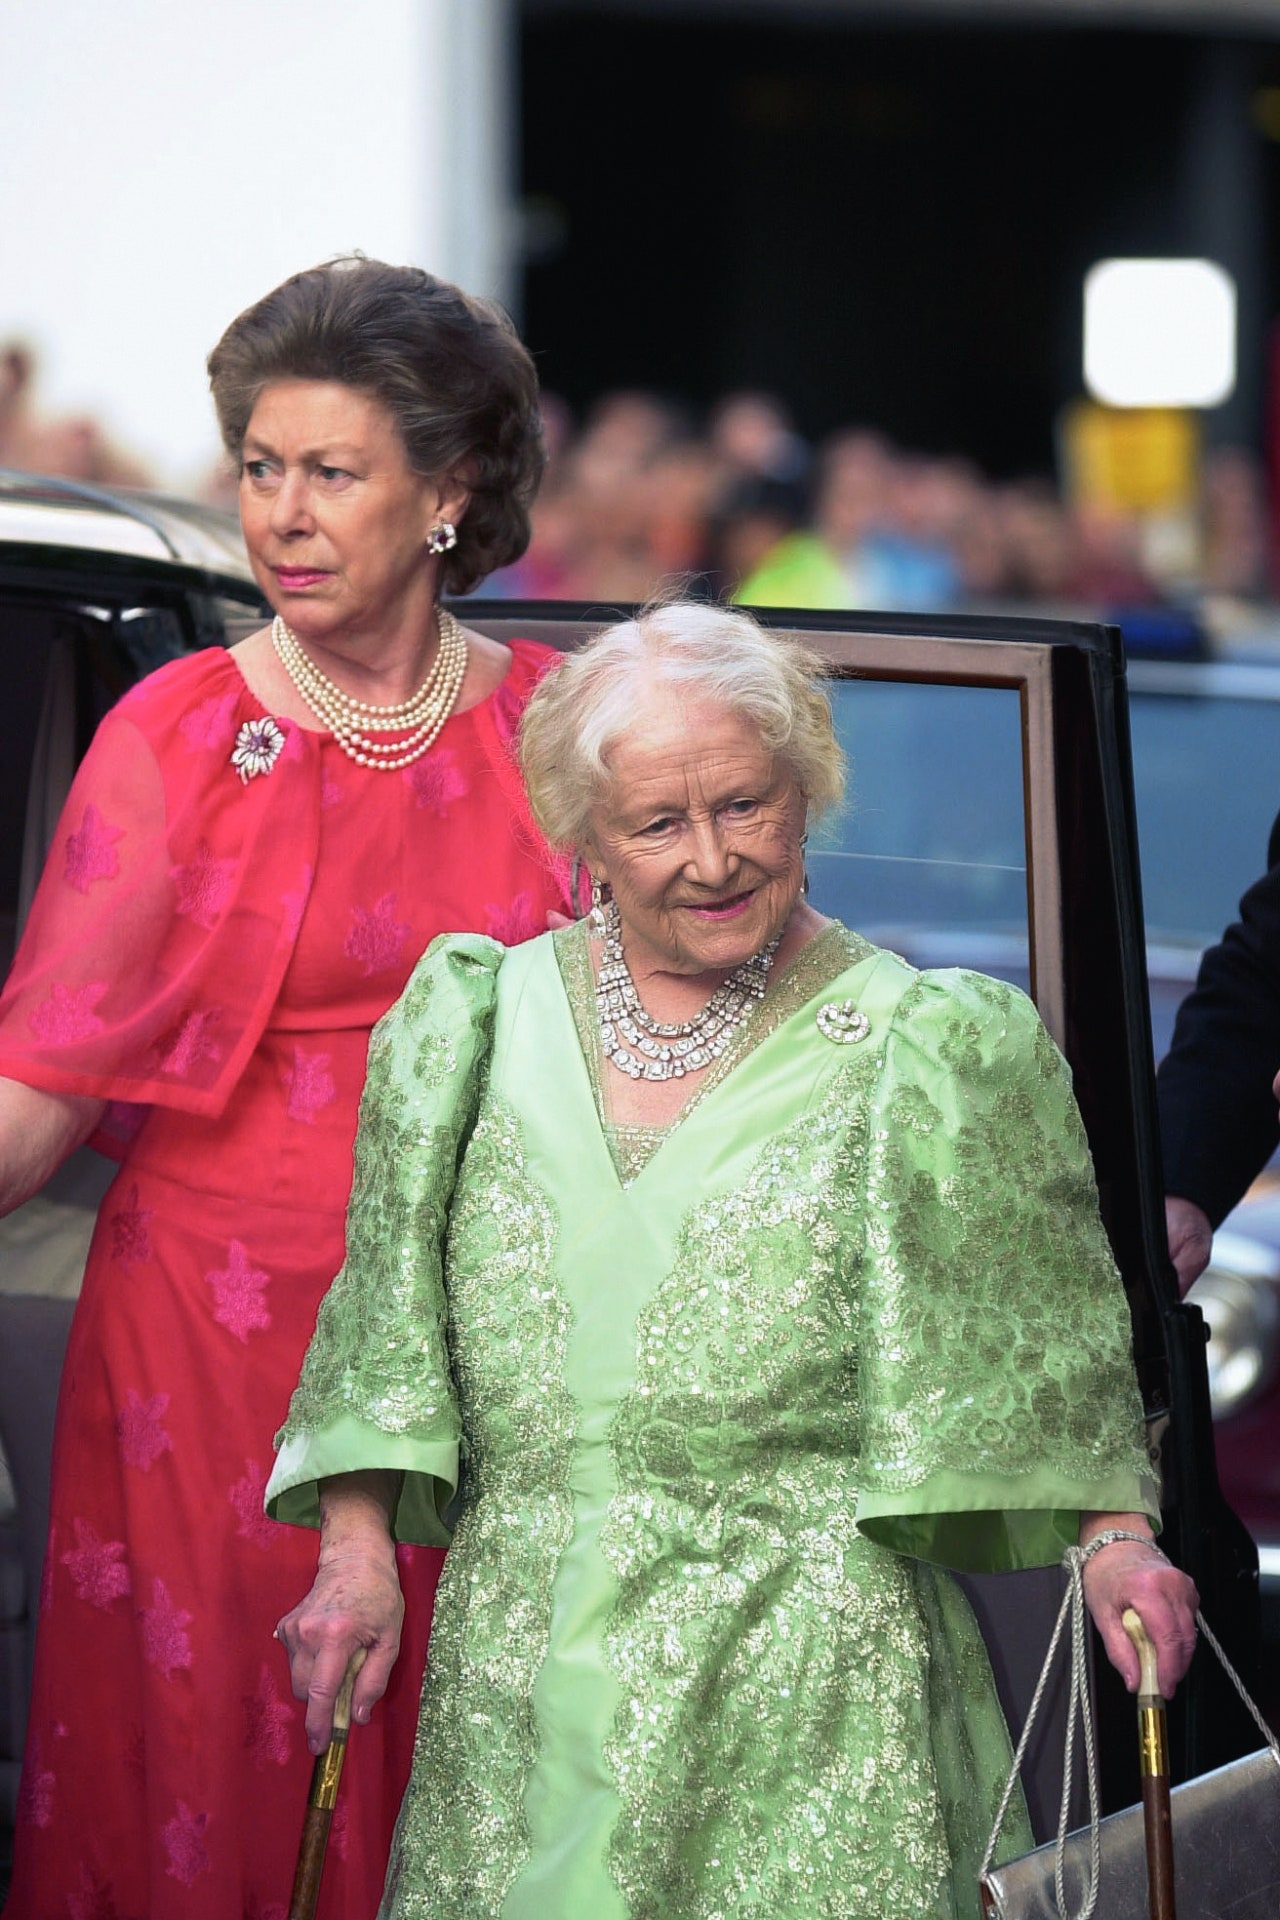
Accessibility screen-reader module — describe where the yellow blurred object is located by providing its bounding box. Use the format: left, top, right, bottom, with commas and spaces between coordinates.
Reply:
1061, 400, 1200, 513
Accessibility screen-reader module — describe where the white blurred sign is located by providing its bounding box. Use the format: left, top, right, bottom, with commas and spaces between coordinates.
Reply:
1083, 258, 1237, 410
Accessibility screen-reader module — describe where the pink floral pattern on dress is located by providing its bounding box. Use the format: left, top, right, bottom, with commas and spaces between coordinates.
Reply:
179, 690, 240, 751
64, 803, 124, 894
344, 892, 412, 976
17, 1735, 54, 1828
162, 1800, 211, 1885
206, 1240, 271, 1341
109, 1185, 155, 1265
169, 839, 236, 929
29, 979, 108, 1044
67, 1862, 125, 1920
244, 1662, 294, 1769
116, 1389, 173, 1471
284, 1045, 336, 1123
155, 1007, 223, 1078
228, 1459, 277, 1549
484, 891, 538, 945
404, 750, 468, 816
61, 1519, 131, 1609
139, 1577, 194, 1679
320, 767, 343, 809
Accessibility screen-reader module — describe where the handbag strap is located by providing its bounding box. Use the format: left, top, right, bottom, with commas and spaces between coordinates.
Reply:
978, 1545, 1280, 1920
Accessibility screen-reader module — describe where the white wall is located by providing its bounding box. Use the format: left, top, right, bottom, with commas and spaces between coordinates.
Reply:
0, 0, 514, 488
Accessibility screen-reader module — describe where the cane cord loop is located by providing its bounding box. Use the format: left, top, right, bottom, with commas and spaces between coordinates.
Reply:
979, 1546, 1102, 1920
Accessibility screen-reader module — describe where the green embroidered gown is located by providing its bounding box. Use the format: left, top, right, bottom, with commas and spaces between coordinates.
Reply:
267, 921, 1158, 1920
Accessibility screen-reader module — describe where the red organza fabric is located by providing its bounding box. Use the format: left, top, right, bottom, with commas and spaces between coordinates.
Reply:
2, 642, 570, 1920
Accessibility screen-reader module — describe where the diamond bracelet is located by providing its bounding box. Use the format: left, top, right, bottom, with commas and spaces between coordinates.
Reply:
1079, 1527, 1168, 1564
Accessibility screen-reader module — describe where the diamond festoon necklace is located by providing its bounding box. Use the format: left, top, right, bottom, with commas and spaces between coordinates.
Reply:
595, 898, 780, 1081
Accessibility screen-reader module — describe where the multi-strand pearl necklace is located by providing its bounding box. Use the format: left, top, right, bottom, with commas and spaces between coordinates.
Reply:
596, 899, 780, 1081
271, 609, 468, 770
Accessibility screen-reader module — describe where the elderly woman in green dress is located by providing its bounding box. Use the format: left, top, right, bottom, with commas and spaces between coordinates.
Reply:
268, 601, 1198, 1920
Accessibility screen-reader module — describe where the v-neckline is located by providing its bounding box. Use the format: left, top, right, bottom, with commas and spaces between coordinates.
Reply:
551, 917, 872, 1187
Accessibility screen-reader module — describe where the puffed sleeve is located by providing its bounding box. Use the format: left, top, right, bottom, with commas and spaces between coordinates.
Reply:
853, 967, 1158, 1573
267, 932, 504, 1546
0, 653, 320, 1133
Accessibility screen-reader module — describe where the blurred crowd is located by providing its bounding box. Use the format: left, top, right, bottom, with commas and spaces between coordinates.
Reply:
480, 390, 1276, 616
4, 337, 1274, 614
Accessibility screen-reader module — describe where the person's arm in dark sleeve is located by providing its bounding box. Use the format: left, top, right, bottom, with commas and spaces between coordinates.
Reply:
1157, 812, 1280, 1285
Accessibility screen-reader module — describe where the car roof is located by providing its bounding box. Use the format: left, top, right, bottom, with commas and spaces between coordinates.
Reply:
0, 468, 254, 584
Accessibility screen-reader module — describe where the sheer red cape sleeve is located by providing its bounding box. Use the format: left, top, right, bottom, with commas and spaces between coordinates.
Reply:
0, 652, 321, 1148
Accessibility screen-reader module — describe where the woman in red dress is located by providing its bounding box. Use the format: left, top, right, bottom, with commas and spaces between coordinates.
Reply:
0, 258, 570, 1918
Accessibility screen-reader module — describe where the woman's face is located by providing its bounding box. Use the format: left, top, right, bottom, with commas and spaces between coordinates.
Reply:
239, 380, 466, 647
583, 690, 808, 980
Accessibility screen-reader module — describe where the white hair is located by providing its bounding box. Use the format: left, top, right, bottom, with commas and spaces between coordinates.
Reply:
518, 601, 846, 851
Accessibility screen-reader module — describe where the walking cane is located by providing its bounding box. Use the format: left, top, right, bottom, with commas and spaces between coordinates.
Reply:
288, 1646, 368, 1920
1122, 1607, 1178, 1920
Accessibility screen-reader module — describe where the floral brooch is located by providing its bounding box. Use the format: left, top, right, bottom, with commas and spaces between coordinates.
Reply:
230, 717, 285, 783
816, 1000, 870, 1044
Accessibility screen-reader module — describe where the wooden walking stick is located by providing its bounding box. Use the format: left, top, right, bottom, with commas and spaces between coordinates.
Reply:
1122, 1607, 1178, 1920
288, 1646, 368, 1920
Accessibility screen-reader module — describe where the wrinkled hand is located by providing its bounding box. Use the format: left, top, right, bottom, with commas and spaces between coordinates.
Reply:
276, 1543, 404, 1753
1164, 1194, 1213, 1296
1083, 1540, 1199, 1698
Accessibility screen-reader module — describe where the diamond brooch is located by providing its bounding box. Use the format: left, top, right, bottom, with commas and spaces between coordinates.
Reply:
816, 1000, 869, 1044
230, 716, 286, 783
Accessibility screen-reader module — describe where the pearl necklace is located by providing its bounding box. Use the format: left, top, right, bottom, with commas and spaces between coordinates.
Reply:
271, 609, 468, 770
596, 899, 780, 1081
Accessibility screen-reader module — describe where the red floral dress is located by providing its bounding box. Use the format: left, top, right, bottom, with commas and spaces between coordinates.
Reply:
0, 641, 570, 1919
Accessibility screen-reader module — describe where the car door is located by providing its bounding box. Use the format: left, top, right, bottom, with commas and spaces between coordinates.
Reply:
464, 597, 1262, 1834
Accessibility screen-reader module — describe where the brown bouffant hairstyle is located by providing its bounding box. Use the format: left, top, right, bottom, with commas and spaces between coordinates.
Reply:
207, 256, 544, 596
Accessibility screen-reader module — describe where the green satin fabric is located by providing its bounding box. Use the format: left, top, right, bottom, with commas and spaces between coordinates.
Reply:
268, 924, 1156, 1920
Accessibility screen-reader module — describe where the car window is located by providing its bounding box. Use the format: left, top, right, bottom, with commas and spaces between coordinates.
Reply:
810, 678, 1027, 964
1128, 676, 1280, 951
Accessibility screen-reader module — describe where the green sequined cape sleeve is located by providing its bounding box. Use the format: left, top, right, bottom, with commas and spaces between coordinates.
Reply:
266, 931, 503, 1546
853, 965, 1159, 1572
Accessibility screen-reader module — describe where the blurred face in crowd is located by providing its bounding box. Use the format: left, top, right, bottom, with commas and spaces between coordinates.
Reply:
816, 432, 893, 551
583, 690, 808, 981
238, 379, 465, 649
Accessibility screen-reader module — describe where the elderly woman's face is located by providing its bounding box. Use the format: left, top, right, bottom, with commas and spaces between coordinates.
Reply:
584, 692, 808, 979
239, 380, 465, 645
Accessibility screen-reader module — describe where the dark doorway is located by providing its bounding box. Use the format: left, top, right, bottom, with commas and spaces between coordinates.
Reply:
519, 14, 1270, 476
